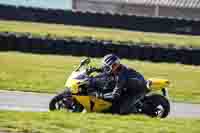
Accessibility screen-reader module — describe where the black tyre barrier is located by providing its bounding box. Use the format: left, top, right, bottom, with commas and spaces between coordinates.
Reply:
16, 36, 30, 52
2, 33, 17, 51
0, 4, 200, 35
128, 45, 141, 59
0, 34, 8, 51
191, 49, 200, 65
1, 32, 200, 65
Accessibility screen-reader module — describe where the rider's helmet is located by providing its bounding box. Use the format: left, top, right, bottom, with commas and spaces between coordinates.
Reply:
102, 54, 121, 74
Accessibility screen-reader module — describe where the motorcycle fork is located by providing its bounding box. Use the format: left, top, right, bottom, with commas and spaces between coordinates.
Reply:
59, 90, 74, 109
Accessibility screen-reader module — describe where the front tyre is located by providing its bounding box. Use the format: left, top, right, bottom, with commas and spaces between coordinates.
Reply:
49, 92, 84, 112
143, 94, 170, 118
49, 93, 67, 111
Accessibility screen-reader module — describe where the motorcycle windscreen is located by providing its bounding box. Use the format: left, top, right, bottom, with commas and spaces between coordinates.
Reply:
73, 96, 112, 112
65, 79, 80, 93
148, 78, 170, 90
65, 71, 89, 94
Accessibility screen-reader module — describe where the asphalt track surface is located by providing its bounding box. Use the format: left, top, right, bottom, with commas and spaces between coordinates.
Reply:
0, 90, 200, 118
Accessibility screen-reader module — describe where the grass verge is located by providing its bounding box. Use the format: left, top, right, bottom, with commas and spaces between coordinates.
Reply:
0, 20, 200, 47
1, 52, 200, 103
0, 111, 200, 133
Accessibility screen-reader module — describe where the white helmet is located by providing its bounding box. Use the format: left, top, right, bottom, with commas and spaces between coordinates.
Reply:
102, 54, 120, 73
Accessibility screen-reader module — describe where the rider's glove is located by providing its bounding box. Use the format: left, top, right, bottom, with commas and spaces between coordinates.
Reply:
87, 67, 103, 73
86, 66, 93, 74
102, 92, 113, 101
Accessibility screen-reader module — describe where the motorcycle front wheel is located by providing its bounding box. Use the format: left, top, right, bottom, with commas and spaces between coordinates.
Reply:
142, 94, 170, 118
49, 92, 83, 112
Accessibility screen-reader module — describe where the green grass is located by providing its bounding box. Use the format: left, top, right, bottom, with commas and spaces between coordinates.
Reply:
1, 52, 200, 103
0, 20, 200, 47
0, 111, 200, 133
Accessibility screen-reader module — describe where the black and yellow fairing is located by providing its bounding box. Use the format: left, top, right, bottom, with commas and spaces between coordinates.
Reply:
148, 78, 170, 91
65, 72, 170, 112
73, 95, 112, 112
65, 71, 112, 112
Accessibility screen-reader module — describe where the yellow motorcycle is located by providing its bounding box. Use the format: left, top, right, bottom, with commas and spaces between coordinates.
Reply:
49, 58, 170, 118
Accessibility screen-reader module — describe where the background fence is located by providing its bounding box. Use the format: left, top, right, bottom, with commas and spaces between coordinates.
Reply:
0, 0, 72, 10
73, 0, 200, 20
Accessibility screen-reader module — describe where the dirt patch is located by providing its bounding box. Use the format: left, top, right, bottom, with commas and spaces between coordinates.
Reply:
0, 130, 9, 133
0, 129, 15, 133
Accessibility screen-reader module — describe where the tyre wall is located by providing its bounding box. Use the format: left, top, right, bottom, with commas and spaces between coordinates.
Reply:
0, 32, 199, 65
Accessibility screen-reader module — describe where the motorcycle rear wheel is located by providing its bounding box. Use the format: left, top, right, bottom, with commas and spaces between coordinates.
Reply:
143, 94, 170, 118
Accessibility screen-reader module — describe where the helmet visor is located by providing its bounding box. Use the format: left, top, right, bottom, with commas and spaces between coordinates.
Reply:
103, 63, 120, 74
103, 65, 112, 74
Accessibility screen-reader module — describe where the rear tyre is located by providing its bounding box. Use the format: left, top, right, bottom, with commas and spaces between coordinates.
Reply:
143, 94, 170, 118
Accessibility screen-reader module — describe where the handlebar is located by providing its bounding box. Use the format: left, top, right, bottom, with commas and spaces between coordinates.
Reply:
81, 58, 91, 65
75, 58, 91, 71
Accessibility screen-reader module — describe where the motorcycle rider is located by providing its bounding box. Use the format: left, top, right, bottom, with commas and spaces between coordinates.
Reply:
90, 54, 149, 114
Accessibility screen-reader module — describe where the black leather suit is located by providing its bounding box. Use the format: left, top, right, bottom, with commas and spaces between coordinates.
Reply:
89, 65, 147, 114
